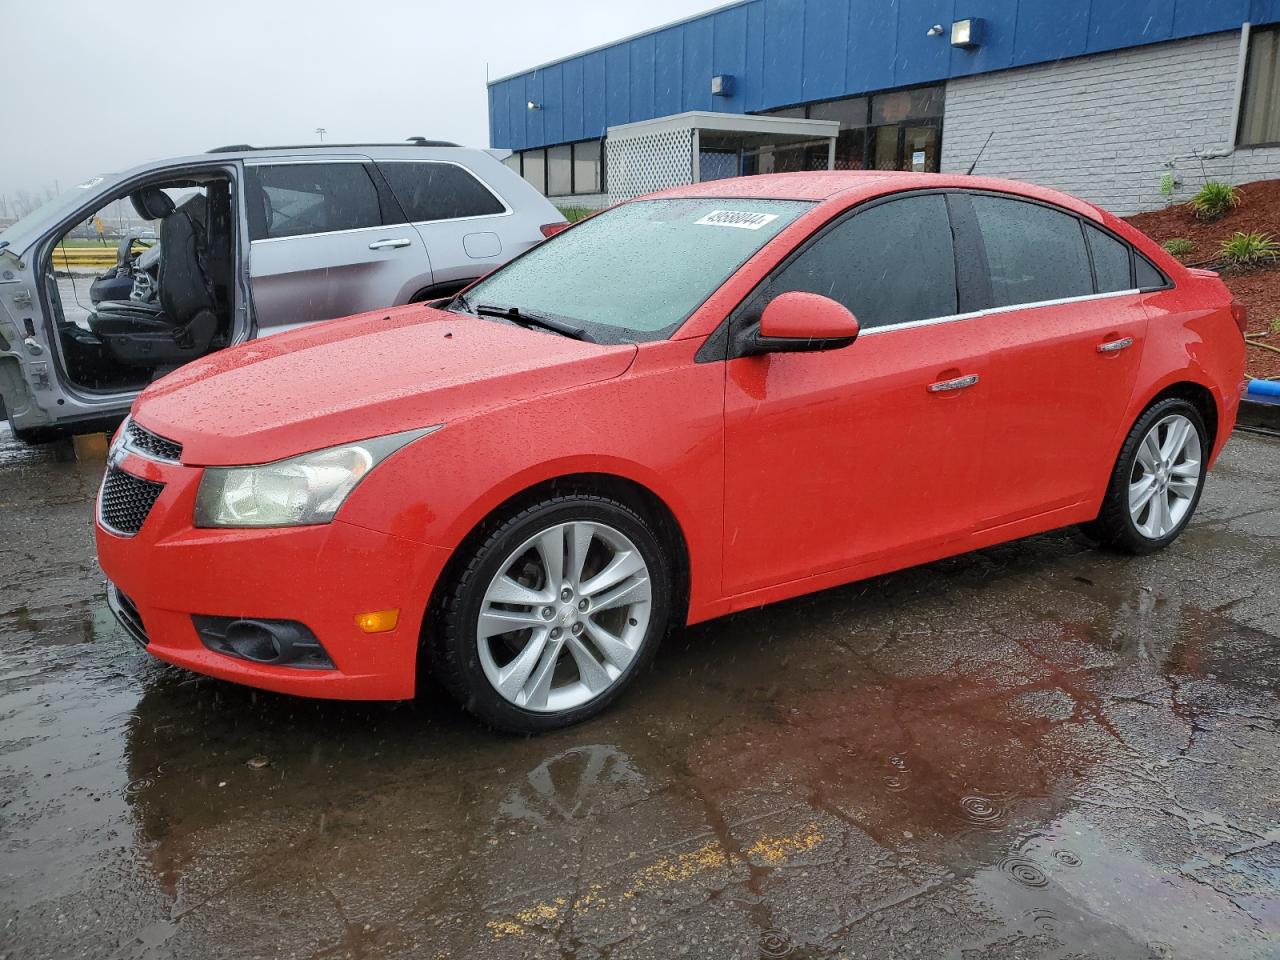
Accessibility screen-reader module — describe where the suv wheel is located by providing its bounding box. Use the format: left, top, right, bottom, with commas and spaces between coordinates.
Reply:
430, 493, 671, 732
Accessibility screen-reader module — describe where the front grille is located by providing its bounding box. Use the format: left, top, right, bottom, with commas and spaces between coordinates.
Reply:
108, 583, 149, 647
99, 468, 164, 536
126, 420, 183, 462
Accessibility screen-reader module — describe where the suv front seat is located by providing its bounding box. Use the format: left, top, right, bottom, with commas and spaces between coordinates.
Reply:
89, 188, 219, 367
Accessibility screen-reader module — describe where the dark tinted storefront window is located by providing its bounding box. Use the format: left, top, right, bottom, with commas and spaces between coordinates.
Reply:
759, 85, 943, 174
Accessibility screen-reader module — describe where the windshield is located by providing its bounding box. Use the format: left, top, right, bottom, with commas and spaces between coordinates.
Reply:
457, 198, 813, 343
0, 177, 108, 248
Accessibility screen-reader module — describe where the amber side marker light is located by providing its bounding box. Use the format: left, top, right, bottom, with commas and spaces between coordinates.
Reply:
355, 609, 400, 633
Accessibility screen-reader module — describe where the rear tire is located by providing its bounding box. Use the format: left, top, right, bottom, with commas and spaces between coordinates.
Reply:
429, 493, 671, 733
1081, 397, 1208, 554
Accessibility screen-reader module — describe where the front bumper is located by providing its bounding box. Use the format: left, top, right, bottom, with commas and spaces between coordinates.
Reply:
95, 449, 451, 700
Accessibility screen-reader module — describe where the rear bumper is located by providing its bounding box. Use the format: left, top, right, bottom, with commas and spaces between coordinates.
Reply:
95, 450, 451, 700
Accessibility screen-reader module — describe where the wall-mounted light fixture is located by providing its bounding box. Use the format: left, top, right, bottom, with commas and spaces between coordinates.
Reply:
926, 24, 945, 36
951, 18, 984, 49
711, 74, 735, 97
526, 100, 542, 111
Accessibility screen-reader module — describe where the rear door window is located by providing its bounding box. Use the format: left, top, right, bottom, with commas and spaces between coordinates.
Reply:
1085, 223, 1134, 293
377, 161, 506, 223
747, 193, 957, 329
971, 195, 1093, 308
246, 163, 383, 240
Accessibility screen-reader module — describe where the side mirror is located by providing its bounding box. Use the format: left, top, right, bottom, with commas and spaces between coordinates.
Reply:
734, 291, 859, 358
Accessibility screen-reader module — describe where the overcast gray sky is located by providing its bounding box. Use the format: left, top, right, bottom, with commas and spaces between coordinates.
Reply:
2, 0, 718, 198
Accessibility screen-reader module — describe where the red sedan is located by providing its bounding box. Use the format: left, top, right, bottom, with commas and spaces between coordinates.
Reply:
96, 172, 1246, 732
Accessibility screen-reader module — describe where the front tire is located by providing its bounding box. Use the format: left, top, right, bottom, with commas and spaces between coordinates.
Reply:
429, 493, 671, 733
1081, 398, 1208, 554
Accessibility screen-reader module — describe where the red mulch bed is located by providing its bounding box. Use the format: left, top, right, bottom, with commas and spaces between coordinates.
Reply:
1125, 179, 1280, 380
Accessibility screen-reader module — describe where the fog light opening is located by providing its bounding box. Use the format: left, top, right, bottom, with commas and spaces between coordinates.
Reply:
224, 620, 283, 662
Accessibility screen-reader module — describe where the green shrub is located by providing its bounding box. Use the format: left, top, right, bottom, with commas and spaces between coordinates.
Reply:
1187, 181, 1242, 220
1218, 231, 1280, 267
1162, 237, 1195, 257
1270, 316, 1280, 336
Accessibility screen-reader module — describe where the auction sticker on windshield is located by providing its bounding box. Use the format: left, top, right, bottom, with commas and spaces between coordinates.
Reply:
694, 210, 780, 230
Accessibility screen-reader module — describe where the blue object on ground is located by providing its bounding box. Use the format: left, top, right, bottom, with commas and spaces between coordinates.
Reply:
1246, 378, 1280, 402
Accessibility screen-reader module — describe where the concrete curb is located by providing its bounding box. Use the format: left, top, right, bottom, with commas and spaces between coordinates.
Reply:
1237, 397, 1280, 436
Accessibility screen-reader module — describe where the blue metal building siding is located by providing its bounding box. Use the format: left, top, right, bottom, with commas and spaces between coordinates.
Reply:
489, 0, 1280, 151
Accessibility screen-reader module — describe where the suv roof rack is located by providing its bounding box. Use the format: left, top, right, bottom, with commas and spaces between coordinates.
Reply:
207, 138, 459, 153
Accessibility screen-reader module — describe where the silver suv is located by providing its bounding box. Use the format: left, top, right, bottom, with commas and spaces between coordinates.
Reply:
0, 141, 566, 442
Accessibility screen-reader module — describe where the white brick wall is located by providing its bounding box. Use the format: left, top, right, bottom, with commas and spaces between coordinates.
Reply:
940, 31, 1280, 215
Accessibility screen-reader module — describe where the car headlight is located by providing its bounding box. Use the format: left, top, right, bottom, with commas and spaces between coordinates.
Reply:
194, 427, 439, 528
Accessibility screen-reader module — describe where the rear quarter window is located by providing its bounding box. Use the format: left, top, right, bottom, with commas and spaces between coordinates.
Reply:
377, 161, 506, 222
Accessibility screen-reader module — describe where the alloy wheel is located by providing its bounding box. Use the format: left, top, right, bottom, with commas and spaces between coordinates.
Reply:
1128, 413, 1201, 539
476, 521, 652, 712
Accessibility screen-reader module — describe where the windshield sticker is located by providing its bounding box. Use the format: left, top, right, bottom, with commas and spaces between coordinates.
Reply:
694, 210, 780, 230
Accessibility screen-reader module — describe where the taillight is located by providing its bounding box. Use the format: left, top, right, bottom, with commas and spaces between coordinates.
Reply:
1230, 299, 1248, 335
540, 222, 570, 238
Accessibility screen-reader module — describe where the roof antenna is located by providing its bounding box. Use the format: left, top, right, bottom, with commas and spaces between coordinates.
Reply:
966, 131, 994, 176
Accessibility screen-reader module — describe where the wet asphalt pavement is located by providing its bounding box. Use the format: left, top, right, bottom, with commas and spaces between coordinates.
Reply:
1, 425, 1278, 960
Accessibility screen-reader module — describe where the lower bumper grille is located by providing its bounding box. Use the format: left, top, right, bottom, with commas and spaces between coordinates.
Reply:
99, 467, 164, 536
107, 583, 149, 647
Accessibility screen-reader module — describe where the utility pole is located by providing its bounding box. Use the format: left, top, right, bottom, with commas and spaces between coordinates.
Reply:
315, 127, 326, 143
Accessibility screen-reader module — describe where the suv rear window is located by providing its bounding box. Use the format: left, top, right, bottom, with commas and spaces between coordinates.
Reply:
377, 161, 506, 222
246, 163, 382, 240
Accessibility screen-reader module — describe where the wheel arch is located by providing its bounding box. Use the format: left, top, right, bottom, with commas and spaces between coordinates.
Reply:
1136, 379, 1220, 455
423, 471, 693, 646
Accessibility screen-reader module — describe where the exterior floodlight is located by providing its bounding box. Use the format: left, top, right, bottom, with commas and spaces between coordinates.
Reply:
711, 74, 735, 97
951, 18, 983, 48
926, 24, 945, 36
527, 100, 542, 111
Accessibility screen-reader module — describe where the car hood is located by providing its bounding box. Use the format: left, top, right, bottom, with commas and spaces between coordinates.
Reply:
132, 304, 638, 466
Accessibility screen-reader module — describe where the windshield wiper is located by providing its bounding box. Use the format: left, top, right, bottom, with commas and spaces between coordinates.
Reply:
472, 303, 594, 343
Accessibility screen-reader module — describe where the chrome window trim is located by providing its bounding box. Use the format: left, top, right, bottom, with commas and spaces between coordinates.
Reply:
858, 287, 1140, 337
249, 222, 418, 244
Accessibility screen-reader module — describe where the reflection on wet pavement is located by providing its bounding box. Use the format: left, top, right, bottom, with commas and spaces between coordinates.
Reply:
1, 424, 1278, 959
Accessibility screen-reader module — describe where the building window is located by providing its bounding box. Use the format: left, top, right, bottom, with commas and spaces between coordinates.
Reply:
755, 84, 944, 173
1240, 26, 1280, 147
521, 149, 547, 193
572, 140, 603, 194
506, 139, 605, 196
547, 144, 573, 195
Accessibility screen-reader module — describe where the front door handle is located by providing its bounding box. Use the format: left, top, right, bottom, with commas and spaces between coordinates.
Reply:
368, 238, 412, 250
928, 373, 980, 393
1097, 336, 1134, 353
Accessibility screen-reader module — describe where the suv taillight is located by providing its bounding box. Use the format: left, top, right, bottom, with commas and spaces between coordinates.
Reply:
540, 222, 570, 238
1230, 299, 1248, 335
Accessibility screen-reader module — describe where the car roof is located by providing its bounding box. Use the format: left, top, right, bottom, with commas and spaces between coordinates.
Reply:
645, 171, 1108, 221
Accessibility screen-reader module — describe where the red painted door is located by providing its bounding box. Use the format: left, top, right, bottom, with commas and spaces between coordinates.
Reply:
963, 195, 1150, 528
717, 193, 992, 597
722, 323, 993, 596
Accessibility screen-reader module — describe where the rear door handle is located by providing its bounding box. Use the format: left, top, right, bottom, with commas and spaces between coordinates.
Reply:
1097, 336, 1134, 353
368, 238, 412, 250
928, 373, 980, 393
